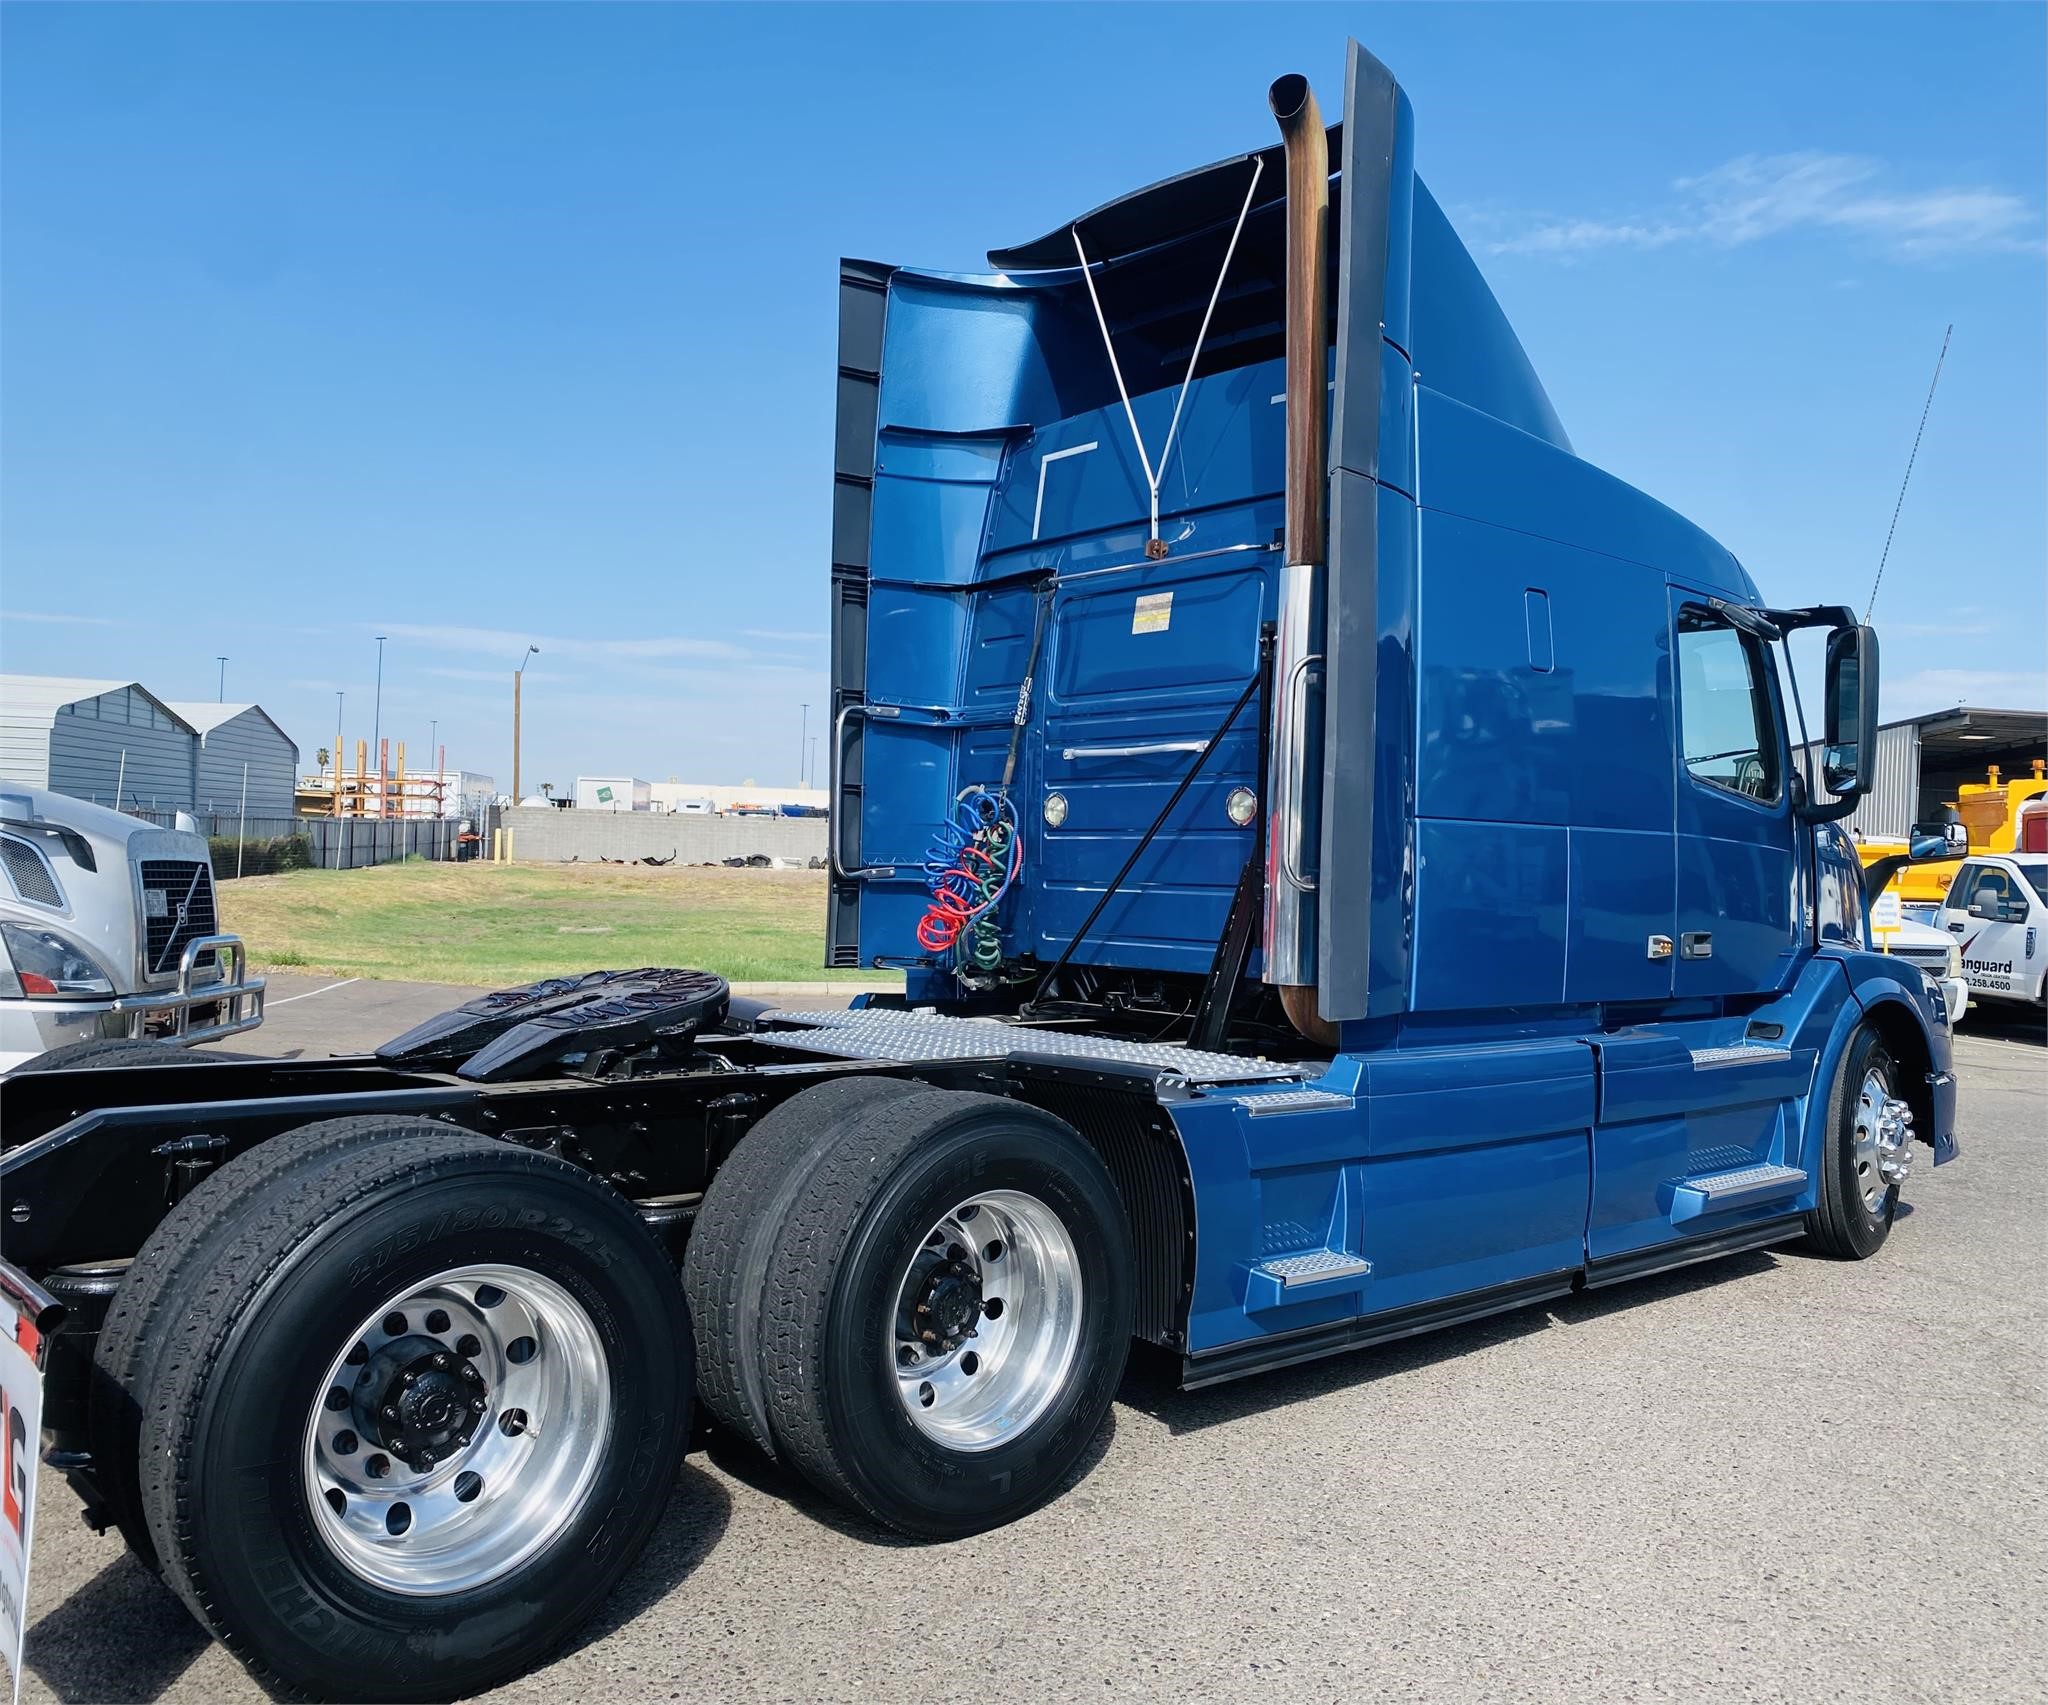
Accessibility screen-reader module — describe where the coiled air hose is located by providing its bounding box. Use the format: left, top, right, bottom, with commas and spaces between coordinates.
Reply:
915, 787, 1021, 959
910, 589, 1050, 974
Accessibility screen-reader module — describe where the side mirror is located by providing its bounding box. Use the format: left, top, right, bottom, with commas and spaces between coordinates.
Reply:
1826, 622, 1884, 794
1822, 624, 1881, 796
1908, 821, 1968, 861
1967, 898, 2001, 922
2002, 898, 2030, 924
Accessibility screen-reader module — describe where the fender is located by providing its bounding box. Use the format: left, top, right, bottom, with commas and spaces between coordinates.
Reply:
1819, 946, 1960, 1167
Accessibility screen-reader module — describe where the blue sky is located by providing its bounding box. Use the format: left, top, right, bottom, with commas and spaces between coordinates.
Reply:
3, 3, 2041, 792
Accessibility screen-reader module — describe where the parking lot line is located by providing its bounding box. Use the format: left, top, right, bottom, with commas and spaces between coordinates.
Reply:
265, 977, 361, 1006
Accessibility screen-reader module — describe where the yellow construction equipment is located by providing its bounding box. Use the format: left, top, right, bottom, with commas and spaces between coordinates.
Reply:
1859, 759, 2048, 904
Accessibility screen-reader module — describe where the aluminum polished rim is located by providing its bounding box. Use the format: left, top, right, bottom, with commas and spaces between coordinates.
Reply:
1849, 1064, 1907, 1213
301, 1263, 611, 1595
890, 1189, 1083, 1453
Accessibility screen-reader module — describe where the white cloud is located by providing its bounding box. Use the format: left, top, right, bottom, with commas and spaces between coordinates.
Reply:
1485, 152, 2042, 261
1881, 620, 1996, 639
376, 622, 753, 664
741, 628, 828, 644
1, 609, 129, 627
1885, 667, 2048, 717
423, 665, 572, 685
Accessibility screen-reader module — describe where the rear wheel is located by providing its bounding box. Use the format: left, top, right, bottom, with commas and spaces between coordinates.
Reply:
682, 1074, 914, 1458
1805, 1027, 1910, 1259
755, 1088, 1134, 1538
101, 1120, 692, 1701
8, 1036, 257, 1074
91, 1115, 409, 1569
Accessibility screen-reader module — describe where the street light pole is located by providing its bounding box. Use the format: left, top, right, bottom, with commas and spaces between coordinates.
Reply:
512, 644, 540, 804
334, 690, 345, 819
216, 656, 229, 701
799, 702, 809, 786
371, 635, 389, 817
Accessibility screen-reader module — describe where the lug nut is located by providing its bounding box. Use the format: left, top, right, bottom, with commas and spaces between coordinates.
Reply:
433, 1353, 451, 1370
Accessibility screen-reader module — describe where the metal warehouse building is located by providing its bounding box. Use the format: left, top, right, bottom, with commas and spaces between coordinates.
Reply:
1796, 705, 2047, 839
167, 702, 301, 817
0, 675, 199, 811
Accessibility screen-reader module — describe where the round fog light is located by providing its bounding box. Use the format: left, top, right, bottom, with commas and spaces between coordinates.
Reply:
1043, 792, 1069, 828
1225, 786, 1259, 827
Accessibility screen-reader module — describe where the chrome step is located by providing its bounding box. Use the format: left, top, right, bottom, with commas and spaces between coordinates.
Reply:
1257, 1249, 1374, 1288
1670, 1162, 1808, 1223
1236, 1088, 1355, 1117
1689, 1043, 1788, 1069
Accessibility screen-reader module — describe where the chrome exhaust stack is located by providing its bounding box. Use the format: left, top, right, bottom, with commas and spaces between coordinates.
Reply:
1263, 73, 1337, 1047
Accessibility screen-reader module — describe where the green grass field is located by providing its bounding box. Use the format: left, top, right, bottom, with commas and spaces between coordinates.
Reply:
217, 861, 895, 988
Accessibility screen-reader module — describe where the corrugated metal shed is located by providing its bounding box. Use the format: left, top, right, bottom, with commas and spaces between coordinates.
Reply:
0, 675, 198, 810
1794, 705, 2046, 840
167, 703, 301, 816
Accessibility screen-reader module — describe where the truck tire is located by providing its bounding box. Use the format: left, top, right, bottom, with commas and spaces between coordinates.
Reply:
90, 1116, 420, 1570
683, 1073, 912, 1459
8, 1036, 259, 1074
1804, 1027, 1902, 1259
755, 1088, 1134, 1538
103, 1118, 693, 1701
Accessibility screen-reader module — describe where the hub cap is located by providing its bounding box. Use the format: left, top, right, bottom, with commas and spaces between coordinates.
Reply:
1850, 1066, 1915, 1212
891, 1189, 1082, 1453
302, 1264, 610, 1595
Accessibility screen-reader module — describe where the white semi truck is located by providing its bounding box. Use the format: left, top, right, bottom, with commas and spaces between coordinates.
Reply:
0, 788, 265, 1071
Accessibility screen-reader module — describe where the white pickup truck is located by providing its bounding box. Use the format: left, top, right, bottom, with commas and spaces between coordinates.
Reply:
1934, 851, 2048, 1009
0, 787, 266, 1070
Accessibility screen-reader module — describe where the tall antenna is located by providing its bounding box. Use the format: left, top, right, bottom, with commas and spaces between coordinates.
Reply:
1865, 323, 1952, 622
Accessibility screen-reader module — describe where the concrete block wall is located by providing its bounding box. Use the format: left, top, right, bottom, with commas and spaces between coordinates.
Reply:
501, 806, 829, 866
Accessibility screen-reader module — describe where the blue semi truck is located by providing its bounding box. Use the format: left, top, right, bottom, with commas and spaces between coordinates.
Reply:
0, 41, 1960, 1701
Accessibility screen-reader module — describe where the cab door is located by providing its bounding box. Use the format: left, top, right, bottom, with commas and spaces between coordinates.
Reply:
1669, 597, 1797, 997
1942, 861, 2033, 1000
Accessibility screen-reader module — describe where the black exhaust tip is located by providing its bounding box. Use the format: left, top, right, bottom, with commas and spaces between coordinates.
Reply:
1268, 74, 1310, 122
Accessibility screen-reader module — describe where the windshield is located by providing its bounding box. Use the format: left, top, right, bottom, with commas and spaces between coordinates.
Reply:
2018, 863, 2048, 903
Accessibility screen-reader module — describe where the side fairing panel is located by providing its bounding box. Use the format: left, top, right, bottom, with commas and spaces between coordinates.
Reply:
1406, 428, 1685, 1015
1170, 1038, 1593, 1356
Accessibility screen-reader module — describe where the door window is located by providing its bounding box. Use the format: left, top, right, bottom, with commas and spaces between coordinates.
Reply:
1677, 610, 1779, 803
1967, 868, 2016, 917
1944, 863, 1983, 910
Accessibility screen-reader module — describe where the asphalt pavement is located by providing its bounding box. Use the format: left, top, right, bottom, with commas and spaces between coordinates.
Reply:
17, 993, 2043, 1705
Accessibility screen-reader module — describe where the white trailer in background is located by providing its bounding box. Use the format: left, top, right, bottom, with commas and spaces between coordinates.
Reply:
574, 775, 651, 812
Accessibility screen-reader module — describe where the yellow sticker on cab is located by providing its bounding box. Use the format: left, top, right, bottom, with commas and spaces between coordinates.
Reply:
1132, 591, 1173, 634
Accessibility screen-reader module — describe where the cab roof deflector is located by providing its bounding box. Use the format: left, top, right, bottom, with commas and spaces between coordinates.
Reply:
989, 125, 1340, 273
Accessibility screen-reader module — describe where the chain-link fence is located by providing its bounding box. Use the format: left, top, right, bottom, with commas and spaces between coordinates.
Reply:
125, 811, 478, 878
